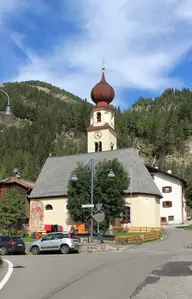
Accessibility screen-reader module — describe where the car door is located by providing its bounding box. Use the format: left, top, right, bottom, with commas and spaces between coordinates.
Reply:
49, 233, 64, 250
40, 234, 54, 251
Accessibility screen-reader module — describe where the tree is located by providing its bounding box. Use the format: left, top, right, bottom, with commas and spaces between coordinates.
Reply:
0, 190, 27, 230
185, 178, 192, 210
67, 158, 129, 231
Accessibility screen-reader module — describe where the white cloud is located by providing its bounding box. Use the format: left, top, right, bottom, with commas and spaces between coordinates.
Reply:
7, 0, 192, 107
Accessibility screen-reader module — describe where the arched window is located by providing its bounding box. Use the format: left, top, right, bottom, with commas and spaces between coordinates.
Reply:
96, 112, 101, 122
95, 142, 99, 152
45, 204, 53, 211
99, 141, 102, 152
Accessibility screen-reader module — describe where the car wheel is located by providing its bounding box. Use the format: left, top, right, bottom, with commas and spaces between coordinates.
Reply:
0, 246, 8, 255
60, 244, 70, 254
31, 246, 40, 255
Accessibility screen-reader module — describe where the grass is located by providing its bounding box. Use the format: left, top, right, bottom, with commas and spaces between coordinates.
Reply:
114, 232, 147, 236
187, 244, 192, 248
184, 226, 192, 230
22, 236, 36, 243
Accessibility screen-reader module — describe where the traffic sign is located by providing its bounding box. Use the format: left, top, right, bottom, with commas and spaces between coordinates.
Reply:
93, 212, 105, 223
82, 204, 94, 208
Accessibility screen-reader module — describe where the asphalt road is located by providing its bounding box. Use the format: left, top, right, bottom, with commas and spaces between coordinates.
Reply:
1, 227, 192, 299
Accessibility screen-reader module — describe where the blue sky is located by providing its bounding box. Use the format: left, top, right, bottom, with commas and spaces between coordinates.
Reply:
1, 0, 192, 109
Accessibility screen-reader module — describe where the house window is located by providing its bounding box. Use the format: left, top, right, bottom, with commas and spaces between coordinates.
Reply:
161, 217, 167, 223
162, 186, 172, 193
99, 141, 102, 152
168, 215, 174, 221
162, 201, 172, 208
95, 142, 99, 152
96, 112, 101, 122
45, 204, 53, 211
122, 206, 131, 223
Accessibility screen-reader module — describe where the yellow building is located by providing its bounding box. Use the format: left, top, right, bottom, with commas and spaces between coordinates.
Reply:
29, 67, 162, 232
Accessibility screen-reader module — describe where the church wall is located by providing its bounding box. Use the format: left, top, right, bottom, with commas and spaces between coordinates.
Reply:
29, 194, 161, 233
124, 194, 160, 228
29, 197, 72, 232
131, 194, 160, 227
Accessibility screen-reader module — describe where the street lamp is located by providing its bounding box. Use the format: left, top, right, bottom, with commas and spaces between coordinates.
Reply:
0, 89, 14, 116
70, 158, 115, 243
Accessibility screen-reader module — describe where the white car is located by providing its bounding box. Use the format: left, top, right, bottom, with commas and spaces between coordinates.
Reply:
29, 232, 80, 255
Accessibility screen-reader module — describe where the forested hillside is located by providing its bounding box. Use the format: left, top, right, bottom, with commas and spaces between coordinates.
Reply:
0, 81, 192, 183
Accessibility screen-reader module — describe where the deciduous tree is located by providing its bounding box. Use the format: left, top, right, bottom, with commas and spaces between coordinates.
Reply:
67, 158, 129, 231
0, 190, 27, 230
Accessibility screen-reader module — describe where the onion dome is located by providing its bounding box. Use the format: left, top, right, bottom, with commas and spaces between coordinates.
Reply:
91, 66, 115, 108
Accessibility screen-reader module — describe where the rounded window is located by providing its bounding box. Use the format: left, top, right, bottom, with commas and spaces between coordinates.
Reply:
45, 204, 53, 211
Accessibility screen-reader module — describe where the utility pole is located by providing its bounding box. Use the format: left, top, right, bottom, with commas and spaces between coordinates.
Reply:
90, 158, 94, 243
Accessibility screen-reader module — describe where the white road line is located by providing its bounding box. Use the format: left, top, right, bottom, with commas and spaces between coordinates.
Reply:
0, 259, 13, 291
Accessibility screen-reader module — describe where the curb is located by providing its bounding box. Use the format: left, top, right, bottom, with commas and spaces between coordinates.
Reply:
0, 259, 13, 291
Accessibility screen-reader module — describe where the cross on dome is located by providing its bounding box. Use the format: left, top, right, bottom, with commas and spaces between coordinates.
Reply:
90, 66, 115, 108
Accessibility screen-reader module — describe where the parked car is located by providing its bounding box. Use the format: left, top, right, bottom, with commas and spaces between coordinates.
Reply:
0, 236, 26, 255
29, 232, 80, 255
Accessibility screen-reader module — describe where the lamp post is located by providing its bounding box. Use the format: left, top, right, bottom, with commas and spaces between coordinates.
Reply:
0, 89, 14, 116
70, 158, 115, 243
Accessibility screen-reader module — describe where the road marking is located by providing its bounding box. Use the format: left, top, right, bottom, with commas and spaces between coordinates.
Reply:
0, 259, 13, 291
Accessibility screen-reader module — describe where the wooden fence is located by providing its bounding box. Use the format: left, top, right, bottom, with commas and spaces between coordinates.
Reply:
114, 229, 163, 245
112, 226, 162, 233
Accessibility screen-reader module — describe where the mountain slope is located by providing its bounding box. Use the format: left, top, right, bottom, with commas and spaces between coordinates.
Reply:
0, 81, 192, 181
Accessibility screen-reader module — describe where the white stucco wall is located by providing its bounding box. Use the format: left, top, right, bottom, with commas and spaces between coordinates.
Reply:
87, 129, 117, 153
90, 108, 115, 129
153, 173, 186, 224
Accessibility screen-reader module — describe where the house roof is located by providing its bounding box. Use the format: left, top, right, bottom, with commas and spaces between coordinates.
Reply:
30, 148, 162, 199
145, 164, 186, 183
0, 177, 35, 189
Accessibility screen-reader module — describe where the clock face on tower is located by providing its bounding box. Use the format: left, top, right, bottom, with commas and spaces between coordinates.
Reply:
94, 131, 102, 140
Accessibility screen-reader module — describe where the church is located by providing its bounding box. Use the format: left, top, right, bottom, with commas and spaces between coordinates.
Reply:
29, 68, 162, 232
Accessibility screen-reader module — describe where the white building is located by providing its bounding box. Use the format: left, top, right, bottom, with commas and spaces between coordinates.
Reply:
146, 165, 187, 224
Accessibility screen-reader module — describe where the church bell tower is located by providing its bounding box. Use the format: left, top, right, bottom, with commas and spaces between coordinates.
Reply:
87, 67, 117, 153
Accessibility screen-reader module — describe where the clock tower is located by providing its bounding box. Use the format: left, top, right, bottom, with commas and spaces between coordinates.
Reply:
87, 67, 117, 153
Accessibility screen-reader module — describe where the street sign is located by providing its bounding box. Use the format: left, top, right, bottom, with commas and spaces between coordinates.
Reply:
95, 203, 103, 211
82, 204, 94, 208
93, 212, 105, 223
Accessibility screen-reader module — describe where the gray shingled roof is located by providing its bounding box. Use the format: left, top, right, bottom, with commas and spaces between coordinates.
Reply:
30, 148, 162, 199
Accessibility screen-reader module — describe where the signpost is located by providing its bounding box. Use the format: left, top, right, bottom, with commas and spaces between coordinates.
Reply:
81, 203, 105, 243
81, 204, 94, 208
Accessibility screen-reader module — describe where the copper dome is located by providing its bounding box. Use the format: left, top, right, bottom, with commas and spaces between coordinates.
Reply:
91, 70, 115, 108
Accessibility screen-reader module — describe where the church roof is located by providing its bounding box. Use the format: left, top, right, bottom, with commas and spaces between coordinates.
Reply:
30, 148, 162, 199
